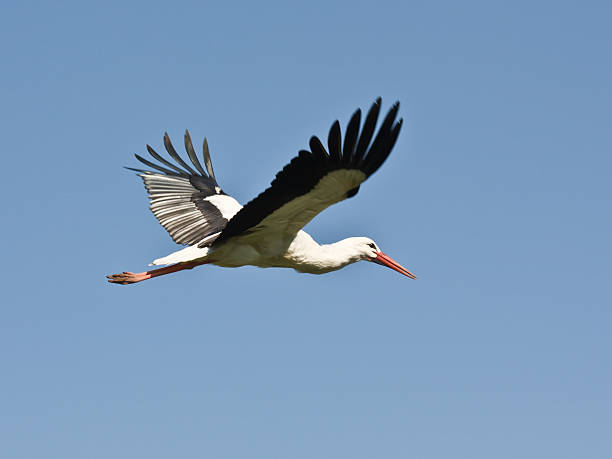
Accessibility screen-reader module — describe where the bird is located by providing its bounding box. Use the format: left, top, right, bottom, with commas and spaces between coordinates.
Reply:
107, 98, 416, 285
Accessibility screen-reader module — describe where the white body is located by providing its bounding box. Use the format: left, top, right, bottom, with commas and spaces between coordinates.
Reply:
150, 168, 372, 273
152, 231, 376, 274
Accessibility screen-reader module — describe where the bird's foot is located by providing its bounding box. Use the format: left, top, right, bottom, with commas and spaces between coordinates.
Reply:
106, 260, 209, 285
106, 271, 151, 285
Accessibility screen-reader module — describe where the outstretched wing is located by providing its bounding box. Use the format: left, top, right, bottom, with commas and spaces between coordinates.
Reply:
214, 98, 402, 246
129, 131, 242, 247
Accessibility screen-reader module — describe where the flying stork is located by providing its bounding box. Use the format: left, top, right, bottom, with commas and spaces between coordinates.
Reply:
107, 98, 416, 284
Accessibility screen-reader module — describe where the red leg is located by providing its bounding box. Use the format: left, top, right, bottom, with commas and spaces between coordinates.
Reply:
107, 260, 209, 285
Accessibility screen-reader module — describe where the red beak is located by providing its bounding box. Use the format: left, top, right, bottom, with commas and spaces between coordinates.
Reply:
373, 252, 417, 279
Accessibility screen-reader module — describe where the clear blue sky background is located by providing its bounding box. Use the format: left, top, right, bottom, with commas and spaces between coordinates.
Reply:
2, 1, 611, 458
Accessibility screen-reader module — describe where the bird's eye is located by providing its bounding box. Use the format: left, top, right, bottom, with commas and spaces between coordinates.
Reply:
368, 243, 376, 249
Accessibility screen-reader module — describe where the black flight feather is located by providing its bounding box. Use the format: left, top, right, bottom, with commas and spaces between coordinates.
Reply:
327, 120, 342, 162
184, 130, 208, 177
134, 154, 181, 176
202, 138, 217, 183
145, 144, 187, 176
342, 108, 361, 165
353, 97, 381, 164
163, 133, 199, 176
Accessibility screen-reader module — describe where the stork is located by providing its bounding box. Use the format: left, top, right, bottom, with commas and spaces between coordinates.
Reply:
107, 98, 416, 284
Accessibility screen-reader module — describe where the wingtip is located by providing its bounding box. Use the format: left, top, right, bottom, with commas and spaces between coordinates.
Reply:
309, 134, 325, 147
124, 166, 150, 174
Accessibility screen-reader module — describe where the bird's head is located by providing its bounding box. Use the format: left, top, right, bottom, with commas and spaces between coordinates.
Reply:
349, 237, 416, 279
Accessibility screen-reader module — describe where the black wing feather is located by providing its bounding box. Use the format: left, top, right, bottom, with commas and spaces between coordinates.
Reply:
327, 120, 342, 162
163, 133, 199, 176
145, 145, 187, 176
184, 130, 208, 177
202, 138, 217, 182
353, 97, 381, 165
342, 108, 361, 165
365, 118, 402, 176
309, 136, 330, 162
134, 154, 181, 176
361, 101, 400, 173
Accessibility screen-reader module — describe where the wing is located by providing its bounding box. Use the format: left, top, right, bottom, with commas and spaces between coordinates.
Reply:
128, 131, 242, 247
214, 98, 402, 245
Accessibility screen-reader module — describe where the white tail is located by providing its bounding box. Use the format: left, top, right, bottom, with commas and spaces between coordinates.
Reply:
151, 245, 210, 266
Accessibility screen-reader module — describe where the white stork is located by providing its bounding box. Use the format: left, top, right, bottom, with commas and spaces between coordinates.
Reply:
107, 98, 416, 284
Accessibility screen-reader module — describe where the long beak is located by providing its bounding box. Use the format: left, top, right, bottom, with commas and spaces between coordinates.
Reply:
373, 252, 417, 279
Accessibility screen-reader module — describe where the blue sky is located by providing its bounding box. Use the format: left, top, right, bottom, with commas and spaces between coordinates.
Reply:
2, 1, 611, 458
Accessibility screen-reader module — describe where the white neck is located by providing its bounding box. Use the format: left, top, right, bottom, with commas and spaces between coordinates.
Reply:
284, 232, 364, 274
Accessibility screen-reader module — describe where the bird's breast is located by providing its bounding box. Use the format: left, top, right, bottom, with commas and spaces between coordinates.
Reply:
208, 233, 294, 268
